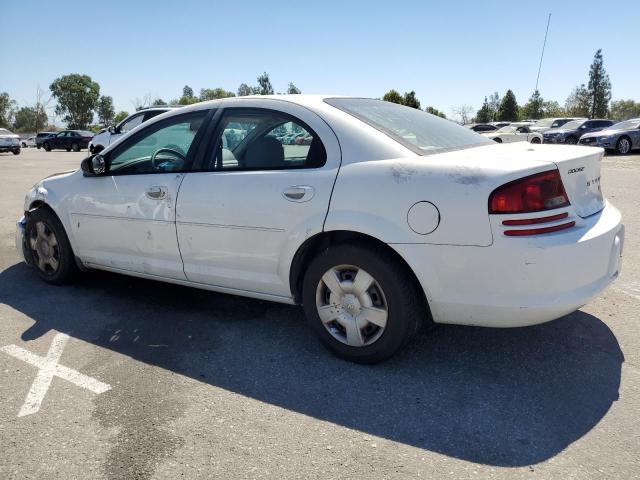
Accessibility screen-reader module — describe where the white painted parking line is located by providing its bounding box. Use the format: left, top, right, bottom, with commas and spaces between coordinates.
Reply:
0, 333, 111, 417
614, 281, 640, 302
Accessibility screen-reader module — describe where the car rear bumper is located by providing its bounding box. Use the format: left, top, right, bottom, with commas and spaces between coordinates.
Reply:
391, 202, 624, 327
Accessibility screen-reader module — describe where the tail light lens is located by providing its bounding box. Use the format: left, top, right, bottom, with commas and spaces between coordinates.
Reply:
489, 170, 570, 214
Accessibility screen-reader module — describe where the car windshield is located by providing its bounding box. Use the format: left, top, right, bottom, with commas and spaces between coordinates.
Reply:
497, 126, 517, 133
533, 118, 554, 127
610, 119, 640, 130
324, 98, 493, 155
559, 120, 583, 130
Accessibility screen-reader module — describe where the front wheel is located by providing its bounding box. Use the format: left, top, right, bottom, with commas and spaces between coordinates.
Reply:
530, 137, 541, 144
25, 207, 77, 284
302, 244, 424, 363
12, 148, 20, 155
43, 142, 51, 151
617, 137, 631, 155
493, 137, 503, 143
565, 136, 577, 145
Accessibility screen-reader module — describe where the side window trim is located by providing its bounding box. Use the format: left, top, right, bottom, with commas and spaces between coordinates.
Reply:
192, 107, 326, 172
102, 109, 215, 176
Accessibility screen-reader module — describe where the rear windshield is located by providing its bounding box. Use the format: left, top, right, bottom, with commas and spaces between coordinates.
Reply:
324, 98, 492, 155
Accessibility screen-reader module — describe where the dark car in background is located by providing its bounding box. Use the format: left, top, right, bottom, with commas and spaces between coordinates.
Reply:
579, 118, 640, 154
35, 131, 56, 149
465, 123, 499, 133
42, 130, 93, 152
543, 119, 616, 144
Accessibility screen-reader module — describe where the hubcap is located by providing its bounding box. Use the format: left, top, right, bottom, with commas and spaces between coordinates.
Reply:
620, 139, 630, 154
29, 221, 60, 273
315, 265, 388, 347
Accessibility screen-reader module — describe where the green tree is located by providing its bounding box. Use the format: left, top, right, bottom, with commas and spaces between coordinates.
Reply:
382, 89, 403, 104
402, 91, 421, 109
114, 111, 129, 124
183, 85, 194, 98
488, 92, 500, 121
610, 99, 640, 121
199, 88, 235, 101
425, 106, 446, 119
498, 89, 519, 121
542, 100, 564, 117
565, 84, 591, 117
521, 90, 544, 120
587, 49, 612, 118
96, 95, 115, 126
237, 83, 253, 96
13, 106, 48, 133
256, 72, 274, 95
152, 98, 167, 106
287, 82, 301, 94
0, 92, 17, 128
49, 74, 100, 129
475, 97, 492, 123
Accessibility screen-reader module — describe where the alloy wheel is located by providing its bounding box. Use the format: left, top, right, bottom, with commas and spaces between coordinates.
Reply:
28, 221, 60, 274
315, 265, 388, 347
618, 138, 631, 154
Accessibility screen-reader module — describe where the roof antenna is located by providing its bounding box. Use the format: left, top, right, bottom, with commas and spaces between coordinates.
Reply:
535, 13, 552, 93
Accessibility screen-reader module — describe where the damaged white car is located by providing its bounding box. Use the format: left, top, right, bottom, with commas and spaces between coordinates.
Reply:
16, 95, 624, 363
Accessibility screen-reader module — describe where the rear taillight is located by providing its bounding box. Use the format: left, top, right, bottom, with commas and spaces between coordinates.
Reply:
489, 170, 570, 214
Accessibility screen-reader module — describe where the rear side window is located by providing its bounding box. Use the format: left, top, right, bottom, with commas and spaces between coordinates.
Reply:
202, 109, 326, 170
325, 98, 492, 155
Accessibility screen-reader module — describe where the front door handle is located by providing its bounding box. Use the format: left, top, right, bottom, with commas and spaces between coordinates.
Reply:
283, 185, 315, 202
146, 186, 167, 200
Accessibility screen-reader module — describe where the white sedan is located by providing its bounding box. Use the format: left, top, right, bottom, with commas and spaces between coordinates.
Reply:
483, 124, 543, 144
15, 95, 624, 363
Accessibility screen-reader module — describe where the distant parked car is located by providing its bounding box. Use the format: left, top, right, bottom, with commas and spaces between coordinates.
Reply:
543, 119, 616, 144
42, 130, 93, 152
36, 132, 56, 149
489, 122, 511, 128
89, 107, 179, 153
482, 124, 543, 144
0, 128, 21, 154
465, 123, 499, 133
530, 117, 586, 133
578, 118, 640, 154
21, 136, 36, 148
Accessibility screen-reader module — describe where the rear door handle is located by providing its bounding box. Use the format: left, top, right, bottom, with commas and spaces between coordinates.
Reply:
146, 186, 167, 200
282, 185, 315, 202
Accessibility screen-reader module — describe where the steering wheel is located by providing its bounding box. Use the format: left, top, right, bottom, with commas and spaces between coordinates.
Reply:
151, 147, 186, 169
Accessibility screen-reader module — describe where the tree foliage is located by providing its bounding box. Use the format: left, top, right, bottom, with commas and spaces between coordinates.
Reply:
425, 106, 446, 119
565, 84, 591, 117
452, 105, 474, 124
237, 83, 253, 96
13, 106, 47, 133
382, 89, 403, 104
402, 91, 420, 109
49, 74, 100, 129
152, 98, 167, 106
97, 95, 115, 126
114, 111, 129, 124
521, 90, 544, 120
256, 72, 274, 95
498, 89, 519, 121
610, 99, 640, 121
182, 85, 194, 98
587, 49, 612, 118
488, 92, 500, 121
0, 92, 16, 128
199, 88, 235, 101
475, 97, 492, 123
287, 82, 301, 94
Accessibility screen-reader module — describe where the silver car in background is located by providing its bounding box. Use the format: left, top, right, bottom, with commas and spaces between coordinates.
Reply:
578, 118, 640, 154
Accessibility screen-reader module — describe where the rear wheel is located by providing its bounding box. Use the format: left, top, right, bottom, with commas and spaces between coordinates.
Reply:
72, 143, 80, 152
12, 148, 20, 155
493, 137, 503, 143
565, 136, 577, 145
302, 244, 424, 363
617, 137, 631, 155
530, 137, 541, 144
43, 142, 51, 151
25, 207, 77, 284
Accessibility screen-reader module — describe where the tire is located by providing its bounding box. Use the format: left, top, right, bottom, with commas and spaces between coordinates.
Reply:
616, 136, 631, 155
43, 142, 51, 151
13, 148, 20, 155
72, 143, 80, 152
37, 145, 41, 149
493, 137, 503, 143
530, 137, 541, 144
565, 136, 577, 145
302, 244, 424, 363
21, 142, 27, 148
25, 207, 78, 285
65, 147, 71, 152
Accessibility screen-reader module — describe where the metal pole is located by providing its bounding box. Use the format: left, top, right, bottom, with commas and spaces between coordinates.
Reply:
535, 13, 552, 93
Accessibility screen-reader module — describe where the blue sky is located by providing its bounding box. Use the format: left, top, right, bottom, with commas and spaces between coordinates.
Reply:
1, 0, 638, 122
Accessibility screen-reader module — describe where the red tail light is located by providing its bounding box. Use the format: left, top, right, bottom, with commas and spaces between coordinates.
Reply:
489, 170, 570, 214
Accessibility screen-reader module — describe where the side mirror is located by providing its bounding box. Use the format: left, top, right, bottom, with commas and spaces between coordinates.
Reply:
81, 154, 106, 176
108, 126, 117, 134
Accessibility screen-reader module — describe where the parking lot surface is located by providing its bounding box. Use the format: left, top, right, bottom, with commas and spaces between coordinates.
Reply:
1, 148, 639, 479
